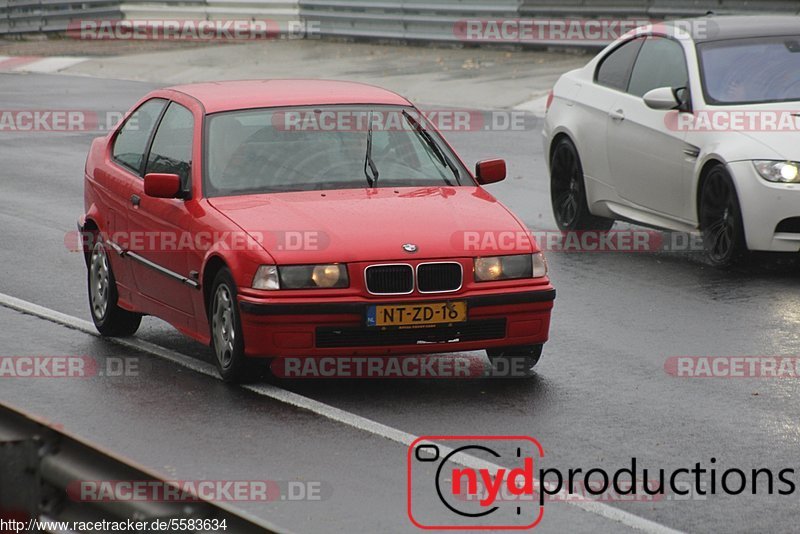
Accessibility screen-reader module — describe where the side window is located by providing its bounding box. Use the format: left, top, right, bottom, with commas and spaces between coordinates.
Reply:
145, 102, 194, 190
627, 36, 689, 97
595, 37, 645, 91
112, 98, 167, 174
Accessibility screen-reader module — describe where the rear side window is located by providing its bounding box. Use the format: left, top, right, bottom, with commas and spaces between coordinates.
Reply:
145, 102, 194, 189
628, 36, 689, 97
112, 98, 167, 174
595, 37, 645, 91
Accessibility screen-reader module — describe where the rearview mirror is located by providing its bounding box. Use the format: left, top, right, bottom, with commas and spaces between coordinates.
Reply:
144, 173, 182, 198
643, 87, 680, 110
475, 159, 506, 185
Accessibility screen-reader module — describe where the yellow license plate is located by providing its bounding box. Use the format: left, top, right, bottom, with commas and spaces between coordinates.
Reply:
367, 301, 467, 327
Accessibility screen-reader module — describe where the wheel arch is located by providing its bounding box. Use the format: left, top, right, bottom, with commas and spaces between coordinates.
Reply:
201, 255, 229, 316
548, 131, 576, 170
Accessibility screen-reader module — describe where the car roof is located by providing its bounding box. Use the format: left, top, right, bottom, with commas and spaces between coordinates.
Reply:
663, 15, 800, 43
165, 79, 412, 114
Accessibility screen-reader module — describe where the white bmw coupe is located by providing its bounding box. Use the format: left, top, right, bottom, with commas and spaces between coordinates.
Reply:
543, 16, 800, 266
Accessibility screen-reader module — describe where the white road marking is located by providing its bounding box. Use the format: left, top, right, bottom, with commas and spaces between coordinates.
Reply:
514, 94, 550, 117
0, 291, 683, 534
0, 56, 88, 73
14, 56, 88, 73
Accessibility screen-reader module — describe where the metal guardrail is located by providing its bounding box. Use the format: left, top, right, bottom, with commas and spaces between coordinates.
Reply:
517, 0, 800, 17
0, 401, 278, 533
118, 0, 299, 23
298, 0, 521, 42
2, 0, 800, 40
0, 0, 300, 34
298, 0, 800, 45
1, 0, 122, 34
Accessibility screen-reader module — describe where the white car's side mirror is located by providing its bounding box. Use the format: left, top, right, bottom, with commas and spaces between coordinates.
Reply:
643, 87, 680, 110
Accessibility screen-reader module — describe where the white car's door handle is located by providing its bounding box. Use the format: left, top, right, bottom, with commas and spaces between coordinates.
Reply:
609, 109, 625, 121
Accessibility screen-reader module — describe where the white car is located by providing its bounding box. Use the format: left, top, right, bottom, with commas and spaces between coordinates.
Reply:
543, 15, 800, 266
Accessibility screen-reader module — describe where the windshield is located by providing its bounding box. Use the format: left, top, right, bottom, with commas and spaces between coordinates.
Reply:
697, 36, 800, 105
204, 105, 467, 196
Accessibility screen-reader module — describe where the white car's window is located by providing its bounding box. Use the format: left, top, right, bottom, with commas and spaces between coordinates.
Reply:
204, 106, 467, 196
595, 37, 645, 91
628, 36, 689, 97
698, 36, 800, 104
145, 102, 194, 190
112, 98, 167, 175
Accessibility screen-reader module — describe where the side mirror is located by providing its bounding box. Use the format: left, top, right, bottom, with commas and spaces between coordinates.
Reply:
475, 159, 506, 185
643, 87, 680, 110
144, 173, 182, 198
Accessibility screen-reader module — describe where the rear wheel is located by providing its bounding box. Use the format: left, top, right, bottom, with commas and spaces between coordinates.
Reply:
486, 344, 543, 377
699, 166, 747, 268
210, 268, 264, 383
88, 238, 142, 337
550, 138, 614, 231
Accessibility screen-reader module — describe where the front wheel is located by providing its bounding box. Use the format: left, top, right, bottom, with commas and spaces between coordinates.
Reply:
87, 238, 142, 337
209, 268, 264, 383
699, 166, 747, 268
550, 138, 614, 231
486, 344, 543, 377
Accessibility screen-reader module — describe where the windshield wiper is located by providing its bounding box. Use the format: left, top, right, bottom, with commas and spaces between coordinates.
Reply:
401, 110, 461, 186
364, 110, 379, 188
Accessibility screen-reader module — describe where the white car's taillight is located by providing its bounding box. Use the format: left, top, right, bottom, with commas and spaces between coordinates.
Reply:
545, 90, 554, 113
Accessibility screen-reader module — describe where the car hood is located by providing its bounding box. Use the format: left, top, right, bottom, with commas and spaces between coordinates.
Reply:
703, 102, 800, 161
735, 129, 800, 160
207, 187, 534, 264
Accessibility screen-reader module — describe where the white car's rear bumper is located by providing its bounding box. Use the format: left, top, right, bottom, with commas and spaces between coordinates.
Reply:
729, 161, 800, 252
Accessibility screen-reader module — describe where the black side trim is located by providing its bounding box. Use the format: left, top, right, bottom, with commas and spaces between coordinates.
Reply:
239, 289, 556, 316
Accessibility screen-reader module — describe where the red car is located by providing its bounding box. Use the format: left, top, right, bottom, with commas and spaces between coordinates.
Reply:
80, 80, 555, 382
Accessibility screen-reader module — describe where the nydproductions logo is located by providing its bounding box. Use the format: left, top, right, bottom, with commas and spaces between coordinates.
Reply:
408, 436, 544, 530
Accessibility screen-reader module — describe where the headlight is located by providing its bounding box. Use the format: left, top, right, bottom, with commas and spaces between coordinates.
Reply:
474, 253, 547, 282
753, 161, 800, 183
252, 265, 280, 290
279, 264, 348, 289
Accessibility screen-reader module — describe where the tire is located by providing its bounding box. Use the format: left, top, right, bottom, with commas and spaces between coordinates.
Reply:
699, 165, 747, 268
550, 138, 614, 231
87, 238, 142, 337
209, 267, 264, 383
486, 344, 543, 377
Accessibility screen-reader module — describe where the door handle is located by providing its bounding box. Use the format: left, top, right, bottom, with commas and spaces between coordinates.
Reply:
130, 194, 140, 207
609, 109, 625, 121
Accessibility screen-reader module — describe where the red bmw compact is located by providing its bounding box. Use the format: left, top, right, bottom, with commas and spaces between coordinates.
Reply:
80, 80, 555, 382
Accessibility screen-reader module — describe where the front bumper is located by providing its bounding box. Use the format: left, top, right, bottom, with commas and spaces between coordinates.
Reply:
238, 288, 555, 357
728, 161, 800, 252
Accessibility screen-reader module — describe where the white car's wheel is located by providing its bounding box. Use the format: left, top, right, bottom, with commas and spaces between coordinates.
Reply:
699, 165, 748, 268
550, 138, 614, 231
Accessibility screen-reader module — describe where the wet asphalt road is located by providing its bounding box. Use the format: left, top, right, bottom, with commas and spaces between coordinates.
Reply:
1, 73, 800, 533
